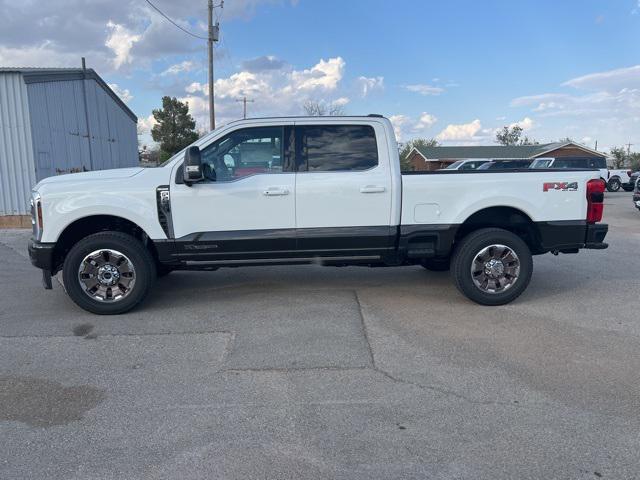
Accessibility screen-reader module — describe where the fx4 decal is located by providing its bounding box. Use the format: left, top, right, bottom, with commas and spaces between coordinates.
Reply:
543, 182, 578, 192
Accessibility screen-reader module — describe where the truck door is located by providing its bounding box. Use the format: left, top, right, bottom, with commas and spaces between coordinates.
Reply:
170, 124, 297, 260
293, 122, 394, 256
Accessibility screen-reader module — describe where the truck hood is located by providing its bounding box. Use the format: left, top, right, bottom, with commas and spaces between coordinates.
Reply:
34, 167, 145, 189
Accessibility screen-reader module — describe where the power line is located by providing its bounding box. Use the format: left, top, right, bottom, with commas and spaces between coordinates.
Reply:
144, 0, 208, 40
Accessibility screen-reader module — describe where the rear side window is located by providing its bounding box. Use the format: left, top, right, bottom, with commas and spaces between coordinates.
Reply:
296, 125, 378, 172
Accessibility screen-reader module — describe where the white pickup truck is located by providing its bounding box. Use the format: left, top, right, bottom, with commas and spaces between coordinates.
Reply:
28, 115, 609, 314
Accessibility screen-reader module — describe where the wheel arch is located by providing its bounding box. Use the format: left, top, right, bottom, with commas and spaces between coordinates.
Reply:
52, 215, 160, 273
455, 206, 543, 254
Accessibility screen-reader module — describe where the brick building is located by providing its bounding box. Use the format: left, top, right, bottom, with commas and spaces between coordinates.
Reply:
404, 142, 607, 171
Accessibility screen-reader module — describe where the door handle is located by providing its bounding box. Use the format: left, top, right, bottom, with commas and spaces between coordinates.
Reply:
360, 185, 386, 193
263, 187, 290, 196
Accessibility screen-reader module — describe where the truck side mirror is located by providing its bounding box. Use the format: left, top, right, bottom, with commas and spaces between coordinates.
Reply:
183, 146, 203, 185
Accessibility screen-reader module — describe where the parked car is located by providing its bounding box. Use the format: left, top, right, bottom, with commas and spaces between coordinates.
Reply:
476, 159, 532, 170
633, 175, 640, 211
530, 157, 631, 192
28, 115, 608, 314
441, 159, 490, 171
624, 171, 639, 192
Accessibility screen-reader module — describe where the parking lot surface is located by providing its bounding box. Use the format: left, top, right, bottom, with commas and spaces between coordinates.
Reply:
1, 191, 638, 479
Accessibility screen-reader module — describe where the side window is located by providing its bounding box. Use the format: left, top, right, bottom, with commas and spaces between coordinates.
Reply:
296, 125, 378, 172
200, 126, 285, 182
589, 158, 607, 169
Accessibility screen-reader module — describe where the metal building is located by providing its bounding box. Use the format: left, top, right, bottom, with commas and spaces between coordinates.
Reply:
0, 67, 138, 221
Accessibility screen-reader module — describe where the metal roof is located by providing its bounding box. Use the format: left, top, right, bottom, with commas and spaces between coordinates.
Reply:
0, 67, 137, 122
413, 142, 607, 160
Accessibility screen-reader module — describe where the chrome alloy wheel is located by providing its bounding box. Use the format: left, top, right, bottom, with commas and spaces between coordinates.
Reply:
470, 244, 520, 294
77, 249, 136, 302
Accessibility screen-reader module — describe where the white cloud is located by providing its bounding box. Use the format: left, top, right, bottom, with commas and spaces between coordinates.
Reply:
105, 21, 140, 69
177, 57, 352, 130
389, 115, 411, 142
0, 0, 294, 73
405, 84, 445, 96
414, 112, 437, 130
162, 60, 196, 76
107, 83, 133, 103
356, 76, 384, 97
510, 64, 640, 147
0, 42, 80, 68
509, 117, 534, 130
185, 82, 205, 94
436, 119, 482, 141
290, 57, 345, 91
137, 114, 156, 134
563, 64, 640, 92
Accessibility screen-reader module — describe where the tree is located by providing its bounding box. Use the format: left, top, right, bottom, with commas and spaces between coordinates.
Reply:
399, 138, 439, 171
629, 152, 640, 171
495, 125, 537, 146
303, 100, 345, 116
609, 146, 627, 169
151, 96, 199, 159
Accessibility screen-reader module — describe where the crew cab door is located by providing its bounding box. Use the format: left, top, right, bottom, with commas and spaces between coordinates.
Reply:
293, 122, 394, 255
170, 124, 296, 259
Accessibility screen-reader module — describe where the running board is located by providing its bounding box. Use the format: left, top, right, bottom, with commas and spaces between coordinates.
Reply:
181, 255, 382, 269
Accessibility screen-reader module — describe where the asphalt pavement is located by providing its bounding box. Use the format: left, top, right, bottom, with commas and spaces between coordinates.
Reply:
1, 191, 638, 479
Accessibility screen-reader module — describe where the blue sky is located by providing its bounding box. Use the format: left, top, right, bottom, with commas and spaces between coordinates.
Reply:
2, 0, 639, 150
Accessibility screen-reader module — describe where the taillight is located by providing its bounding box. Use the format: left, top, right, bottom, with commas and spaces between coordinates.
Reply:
586, 179, 604, 223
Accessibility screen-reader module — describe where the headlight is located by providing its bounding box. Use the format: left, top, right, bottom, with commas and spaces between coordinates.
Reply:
30, 192, 42, 240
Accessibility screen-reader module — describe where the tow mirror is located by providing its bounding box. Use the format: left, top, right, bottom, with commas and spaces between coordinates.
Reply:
183, 146, 203, 185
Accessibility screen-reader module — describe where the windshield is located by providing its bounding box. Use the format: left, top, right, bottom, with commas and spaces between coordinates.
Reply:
445, 161, 463, 169
530, 159, 552, 169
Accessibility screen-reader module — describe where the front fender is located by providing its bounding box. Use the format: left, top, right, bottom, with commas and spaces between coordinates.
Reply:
40, 190, 166, 243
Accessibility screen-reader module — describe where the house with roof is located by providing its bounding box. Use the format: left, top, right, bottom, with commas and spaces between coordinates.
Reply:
405, 142, 608, 171
0, 66, 138, 225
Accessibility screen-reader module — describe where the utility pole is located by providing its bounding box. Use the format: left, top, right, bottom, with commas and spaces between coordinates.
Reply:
626, 143, 633, 156
207, 0, 221, 131
236, 96, 254, 119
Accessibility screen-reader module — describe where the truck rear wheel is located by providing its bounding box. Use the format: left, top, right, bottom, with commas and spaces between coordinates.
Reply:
62, 231, 156, 315
451, 228, 532, 306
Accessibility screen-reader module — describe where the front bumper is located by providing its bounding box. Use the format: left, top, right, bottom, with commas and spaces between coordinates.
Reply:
28, 238, 56, 271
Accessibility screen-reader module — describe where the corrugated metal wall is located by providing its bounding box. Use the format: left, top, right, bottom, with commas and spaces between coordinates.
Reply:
27, 78, 138, 182
84, 79, 138, 171
0, 73, 37, 215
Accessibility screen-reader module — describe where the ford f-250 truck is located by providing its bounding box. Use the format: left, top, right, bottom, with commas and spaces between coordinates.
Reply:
28, 115, 609, 314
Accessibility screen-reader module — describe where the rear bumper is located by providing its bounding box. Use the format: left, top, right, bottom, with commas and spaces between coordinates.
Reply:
28, 238, 56, 271
536, 220, 608, 252
584, 223, 608, 249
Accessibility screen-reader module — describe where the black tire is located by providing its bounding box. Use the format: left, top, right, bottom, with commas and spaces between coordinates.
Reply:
62, 231, 156, 315
421, 258, 450, 271
622, 185, 634, 192
607, 178, 621, 192
450, 228, 533, 306
156, 265, 174, 278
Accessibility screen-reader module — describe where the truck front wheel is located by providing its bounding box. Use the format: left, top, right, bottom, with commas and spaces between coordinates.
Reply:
607, 177, 621, 192
451, 228, 532, 306
62, 231, 156, 315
